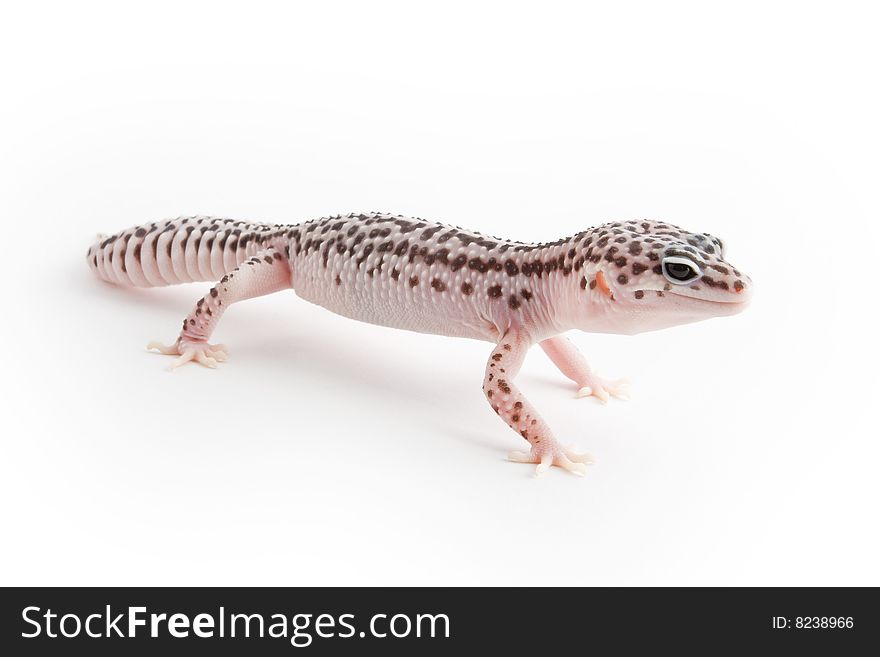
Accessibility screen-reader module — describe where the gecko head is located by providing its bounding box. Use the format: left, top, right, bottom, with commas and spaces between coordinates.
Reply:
574, 221, 752, 334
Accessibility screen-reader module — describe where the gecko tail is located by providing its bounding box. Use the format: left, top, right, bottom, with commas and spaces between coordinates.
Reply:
87, 216, 286, 288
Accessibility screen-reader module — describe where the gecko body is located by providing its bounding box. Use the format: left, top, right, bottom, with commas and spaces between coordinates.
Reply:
88, 212, 751, 475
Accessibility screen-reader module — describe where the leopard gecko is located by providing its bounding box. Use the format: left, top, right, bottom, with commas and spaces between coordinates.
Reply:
87, 213, 751, 476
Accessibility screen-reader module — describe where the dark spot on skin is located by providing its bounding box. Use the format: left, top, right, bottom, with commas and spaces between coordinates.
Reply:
461, 281, 474, 295
264, 256, 273, 264
615, 256, 627, 267
133, 244, 141, 262
504, 260, 519, 276
135, 228, 146, 238
431, 278, 446, 291
634, 290, 644, 299
210, 288, 218, 298
391, 267, 400, 280
356, 243, 374, 267
488, 285, 503, 298
487, 390, 494, 398
498, 380, 511, 394
710, 264, 730, 274
409, 276, 419, 287
589, 279, 597, 289
632, 262, 647, 275
618, 274, 628, 284
580, 276, 587, 289
508, 295, 521, 309
503, 344, 511, 351
514, 401, 522, 409
734, 279, 745, 292
521, 289, 532, 301
653, 264, 663, 275
628, 241, 642, 255
451, 254, 467, 271
492, 353, 503, 361
378, 241, 394, 252
512, 415, 520, 422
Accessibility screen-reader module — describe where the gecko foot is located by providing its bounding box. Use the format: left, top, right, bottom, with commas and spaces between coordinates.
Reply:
508, 443, 595, 477
576, 376, 629, 404
147, 339, 229, 370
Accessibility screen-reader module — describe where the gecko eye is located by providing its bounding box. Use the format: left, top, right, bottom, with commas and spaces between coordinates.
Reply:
662, 256, 700, 284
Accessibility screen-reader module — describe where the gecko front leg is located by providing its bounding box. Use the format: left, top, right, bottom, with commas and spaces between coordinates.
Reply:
484, 335, 593, 477
539, 335, 629, 403
148, 248, 292, 369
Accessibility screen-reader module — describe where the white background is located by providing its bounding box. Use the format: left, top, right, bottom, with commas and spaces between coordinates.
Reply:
2, 1, 878, 586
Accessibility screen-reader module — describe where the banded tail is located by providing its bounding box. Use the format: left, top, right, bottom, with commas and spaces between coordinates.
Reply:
86, 216, 290, 287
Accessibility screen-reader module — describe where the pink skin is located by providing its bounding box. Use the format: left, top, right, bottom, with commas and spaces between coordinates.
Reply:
88, 214, 752, 476
540, 336, 629, 403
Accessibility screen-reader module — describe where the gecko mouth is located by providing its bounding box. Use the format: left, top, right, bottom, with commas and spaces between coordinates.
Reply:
660, 289, 752, 308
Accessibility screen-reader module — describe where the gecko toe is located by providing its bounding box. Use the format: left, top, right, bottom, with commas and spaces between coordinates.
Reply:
507, 450, 533, 463
195, 352, 218, 368
170, 350, 196, 370
147, 341, 178, 355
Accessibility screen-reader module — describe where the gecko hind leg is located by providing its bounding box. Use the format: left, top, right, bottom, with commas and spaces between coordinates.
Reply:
147, 247, 292, 370
540, 335, 630, 403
